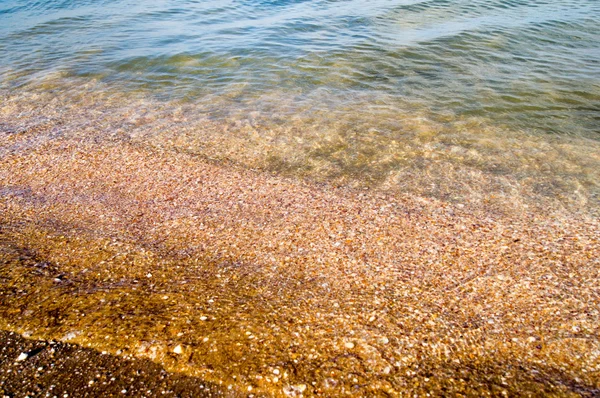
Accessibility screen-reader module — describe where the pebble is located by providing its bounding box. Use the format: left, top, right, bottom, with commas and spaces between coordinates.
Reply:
16, 352, 28, 361
63, 331, 78, 341
3, 113, 599, 397
283, 384, 307, 396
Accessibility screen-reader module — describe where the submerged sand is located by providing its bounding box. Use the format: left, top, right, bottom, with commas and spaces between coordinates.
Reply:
1, 89, 599, 396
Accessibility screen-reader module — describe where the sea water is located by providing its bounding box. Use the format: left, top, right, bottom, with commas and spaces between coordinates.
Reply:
1, 0, 599, 212
2, 2, 600, 394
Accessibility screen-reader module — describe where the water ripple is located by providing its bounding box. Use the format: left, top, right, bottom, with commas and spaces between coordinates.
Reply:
0, 0, 599, 137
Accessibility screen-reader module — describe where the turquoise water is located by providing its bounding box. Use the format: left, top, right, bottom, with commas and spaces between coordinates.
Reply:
1, 0, 599, 136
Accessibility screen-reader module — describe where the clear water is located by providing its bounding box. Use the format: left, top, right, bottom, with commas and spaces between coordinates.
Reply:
1, 0, 599, 135
1, 0, 600, 212
3, 2, 600, 394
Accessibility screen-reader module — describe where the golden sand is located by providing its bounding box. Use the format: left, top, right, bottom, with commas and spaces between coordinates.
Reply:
1, 88, 599, 396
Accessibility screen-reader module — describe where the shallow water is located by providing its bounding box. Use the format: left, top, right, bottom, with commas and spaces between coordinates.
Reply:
2, 1, 600, 215
1, 137, 599, 396
1, 0, 599, 136
1, 1, 600, 212
2, 2, 600, 395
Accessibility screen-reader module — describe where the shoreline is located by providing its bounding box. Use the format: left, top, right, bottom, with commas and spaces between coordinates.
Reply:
0, 330, 222, 397
2, 330, 597, 398
1, 126, 599, 395
2, 85, 599, 219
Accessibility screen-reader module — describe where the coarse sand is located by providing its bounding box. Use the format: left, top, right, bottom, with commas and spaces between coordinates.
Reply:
1, 91, 599, 396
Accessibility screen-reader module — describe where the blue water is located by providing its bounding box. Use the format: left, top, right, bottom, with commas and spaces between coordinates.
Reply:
2, 0, 600, 212
1, 0, 599, 136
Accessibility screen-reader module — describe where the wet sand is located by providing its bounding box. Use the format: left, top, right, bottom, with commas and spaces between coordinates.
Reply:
0, 330, 224, 397
1, 92, 600, 396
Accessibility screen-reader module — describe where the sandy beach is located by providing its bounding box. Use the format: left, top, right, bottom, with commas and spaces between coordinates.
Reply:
2, 0, 600, 395
1, 92, 599, 396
